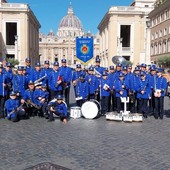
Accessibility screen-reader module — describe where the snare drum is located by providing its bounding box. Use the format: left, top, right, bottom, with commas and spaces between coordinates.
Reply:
81, 100, 100, 119
70, 107, 82, 119
132, 113, 143, 122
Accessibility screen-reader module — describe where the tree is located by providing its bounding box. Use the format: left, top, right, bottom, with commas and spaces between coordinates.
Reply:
7, 58, 19, 67
157, 55, 170, 68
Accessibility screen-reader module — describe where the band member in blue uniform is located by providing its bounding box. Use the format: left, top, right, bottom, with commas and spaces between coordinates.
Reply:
114, 73, 129, 113
86, 66, 99, 100
94, 56, 105, 75
153, 68, 167, 119
72, 64, 84, 94
48, 61, 63, 100
148, 65, 157, 115
48, 94, 68, 124
5, 91, 26, 122
4, 62, 13, 97
108, 65, 116, 111
31, 62, 46, 86
100, 71, 111, 115
25, 58, 33, 78
136, 71, 151, 118
12, 66, 27, 99
21, 81, 37, 117
129, 66, 140, 113
0, 64, 8, 118
43, 60, 52, 87
114, 63, 122, 81
59, 59, 72, 107
94, 57, 105, 102
75, 74, 89, 107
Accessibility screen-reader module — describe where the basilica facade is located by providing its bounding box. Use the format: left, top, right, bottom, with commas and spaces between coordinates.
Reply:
39, 4, 100, 68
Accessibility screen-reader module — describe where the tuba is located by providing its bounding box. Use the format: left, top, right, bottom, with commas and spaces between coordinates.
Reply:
112, 56, 128, 66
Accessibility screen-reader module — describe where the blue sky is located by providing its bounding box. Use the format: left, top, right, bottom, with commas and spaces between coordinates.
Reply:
9, 0, 133, 35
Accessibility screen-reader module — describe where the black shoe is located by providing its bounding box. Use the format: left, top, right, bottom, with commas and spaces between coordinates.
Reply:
143, 115, 147, 119
154, 116, 158, 119
160, 116, 163, 120
48, 119, 54, 122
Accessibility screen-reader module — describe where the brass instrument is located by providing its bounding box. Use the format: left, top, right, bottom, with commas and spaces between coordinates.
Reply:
25, 99, 41, 109
34, 74, 47, 86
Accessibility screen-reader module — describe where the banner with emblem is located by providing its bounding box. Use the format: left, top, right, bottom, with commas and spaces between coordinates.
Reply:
76, 37, 93, 64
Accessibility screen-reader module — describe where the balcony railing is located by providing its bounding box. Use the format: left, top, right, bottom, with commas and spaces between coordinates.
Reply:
6, 45, 15, 50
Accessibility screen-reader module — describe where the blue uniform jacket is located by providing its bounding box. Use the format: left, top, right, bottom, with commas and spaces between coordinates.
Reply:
5, 98, 20, 118
48, 70, 63, 91
59, 66, 72, 87
75, 80, 89, 99
0, 73, 8, 96
136, 79, 151, 99
114, 79, 129, 97
31, 69, 46, 86
155, 75, 167, 97
12, 74, 26, 97
100, 78, 111, 97
23, 89, 36, 103
48, 99, 67, 117
86, 74, 99, 94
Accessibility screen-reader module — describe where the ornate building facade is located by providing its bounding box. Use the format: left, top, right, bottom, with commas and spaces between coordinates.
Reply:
0, 0, 40, 65
98, 0, 156, 67
39, 4, 100, 68
149, 0, 170, 63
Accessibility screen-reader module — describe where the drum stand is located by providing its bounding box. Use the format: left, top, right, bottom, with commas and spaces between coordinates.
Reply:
120, 97, 130, 116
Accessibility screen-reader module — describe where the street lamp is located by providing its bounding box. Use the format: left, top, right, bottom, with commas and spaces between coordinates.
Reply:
145, 17, 151, 64
117, 37, 123, 57
15, 35, 18, 60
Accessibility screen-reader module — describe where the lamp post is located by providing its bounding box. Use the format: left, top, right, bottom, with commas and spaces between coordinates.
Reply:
15, 35, 18, 60
118, 37, 123, 57
146, 18, 151, 64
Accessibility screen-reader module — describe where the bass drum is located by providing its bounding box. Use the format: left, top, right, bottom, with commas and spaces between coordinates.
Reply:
81, 100, 101, 119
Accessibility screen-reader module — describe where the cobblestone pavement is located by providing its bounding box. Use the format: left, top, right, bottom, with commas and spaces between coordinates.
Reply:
0, 96, 170, 170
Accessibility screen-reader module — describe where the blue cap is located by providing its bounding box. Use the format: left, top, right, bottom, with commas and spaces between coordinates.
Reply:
140, 71, 146, 76
28, 80, 34, 85
119, 73, 124, 77
6, 62, 11, 67
35, 62, 41, 67
61, 59, 66, 63
53, 61, 59, 66
110, 66, 114, 70
117, 63, 122, 67
122, 66, 127, 70
25, 58, 31, 62
150, 65, 156, 71
96, 58, 100, 63
102, 71, 108, 76
18, 66, 23, 70
22, 66, 26, 70
127, 64, 132, 68
76, 64, 81, 68
157, 68, 163, 72
79, 74, 85, 79
140, 63, 146, 67
10, 91, 16, 96
44, 60, 49, 65
89, 66, 94, 71
56, 94, 63, 99
134, 67, 140, 71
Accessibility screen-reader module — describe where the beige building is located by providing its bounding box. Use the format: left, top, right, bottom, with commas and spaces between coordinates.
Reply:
149, 0, 170, 63
98, 0, 156, 67
0, 0, 40, 65
39, 4, 100, 68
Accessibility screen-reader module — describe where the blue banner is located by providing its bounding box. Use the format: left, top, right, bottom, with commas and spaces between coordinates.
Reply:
76, 37, 93, 63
